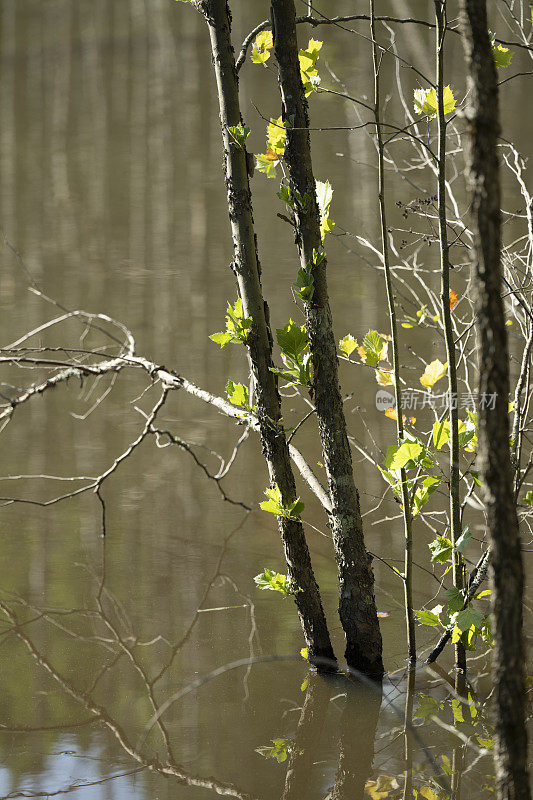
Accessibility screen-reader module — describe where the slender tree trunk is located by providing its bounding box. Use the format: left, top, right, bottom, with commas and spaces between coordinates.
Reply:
270, 0, 383, 679
434, 0, 466, 677
459, 3, 531, 799
199, 0, 336, 672
370, 0, 416, 666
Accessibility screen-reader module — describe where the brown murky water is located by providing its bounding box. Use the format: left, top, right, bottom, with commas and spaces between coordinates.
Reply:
0, 1, 530, 798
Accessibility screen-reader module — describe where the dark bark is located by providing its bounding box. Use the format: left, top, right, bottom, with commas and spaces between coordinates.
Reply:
459, 3, 531, 799
270, 0, 383, 679
200, 0, 336, 672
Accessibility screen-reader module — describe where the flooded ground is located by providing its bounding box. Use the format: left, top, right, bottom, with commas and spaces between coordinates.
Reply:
0, 1, 530, 798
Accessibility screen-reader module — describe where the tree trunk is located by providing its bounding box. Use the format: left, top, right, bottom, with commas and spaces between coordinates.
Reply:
270, 0, 383, 679
199, 0, 336, 672
459, 3, 531, 798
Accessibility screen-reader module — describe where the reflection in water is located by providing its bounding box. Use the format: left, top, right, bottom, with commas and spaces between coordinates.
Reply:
0, 0, 526, 797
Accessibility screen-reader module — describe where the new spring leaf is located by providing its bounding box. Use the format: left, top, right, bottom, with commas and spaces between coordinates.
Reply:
210, 298, 252, 347
260, 485, 305, 520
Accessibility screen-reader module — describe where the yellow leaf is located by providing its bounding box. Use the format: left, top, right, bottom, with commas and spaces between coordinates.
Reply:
267, 117, 286, 156
300, 647, 309, 661
413, 85, 456, 117
251, 30, 273, 64
449, 289, 458, 310
385, 407, 398, 421
420, 787, 439, 800
376, 369, 393, 386
420, 359, 448, 389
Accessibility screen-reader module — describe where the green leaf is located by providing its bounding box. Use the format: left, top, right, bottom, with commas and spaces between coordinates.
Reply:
227, 122, 251, 149
293, 266, 315, 303
360, 330, 387, 366
451, 698, 464, 723
209, 331, 234, 348
339, 334, 358, 357
255, 738, 290, 762
210, 298, 252, 347
316, 180, 335, 240
433, 420, 450, 449
524, 490, 533, 506
226, 380, 250, 409
452, 606, 484, 634
446, 586, 464, 614
388, 442, 423, 471
455, 525, 471, 553
415, 605, 443, 627
441, 755, 453, 776
255, 153, 278, 179
412, 476, 440, 516
259, 485, 305, 520
251, 30, 273, 64
429, 535, 453, 564
493, 44, 513, 68
414, 693, 441, 718
254, 568, 292, 595
276, 320, 308, 360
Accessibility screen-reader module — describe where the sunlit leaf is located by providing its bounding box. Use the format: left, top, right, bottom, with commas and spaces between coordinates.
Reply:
359, 330, 388, 366
377, 369, 393, 386
415, 605, 443, 627
267, 116, 287, 156
449, 288, 458, 310
413, 85, 456, 117
226, 380, 250, 409
255, 737, 290, 762
256, 153, 278, 178
339, 334, 358, 357
300, 647, 309, 661
419, 786, 439, 800
451, 698, 465, 722
455, 525, 471, 553
316, 179, 335, 241
420, 359, 448, 388
433, 419, 450, 449
429, 535, 453, 563
385, 406, 398, 421
446, 586, 464, 614
276, 320, 308, 360
251, 30, 273, 64
493, 44, 513, 68
254, 568, 292, 595
388, 441, 423, 471
259, 485, 305, 520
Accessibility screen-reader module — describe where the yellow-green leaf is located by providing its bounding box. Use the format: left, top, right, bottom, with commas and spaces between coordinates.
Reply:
493, 44, 513, 68
420, 359, 448, 388
414, 85, 456, 117
339, 334, 358, 357
251, 30, 273, 64
267, 116, 287, 156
